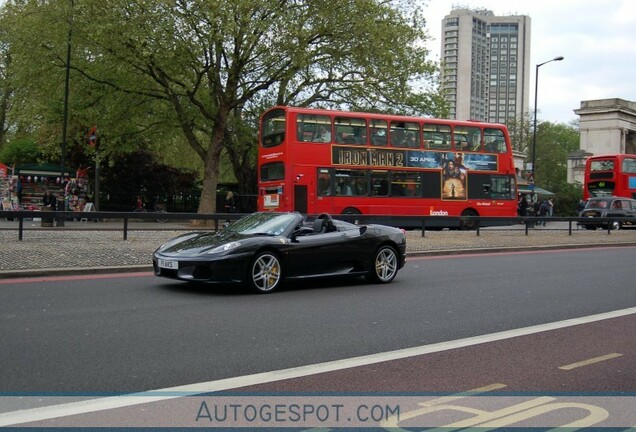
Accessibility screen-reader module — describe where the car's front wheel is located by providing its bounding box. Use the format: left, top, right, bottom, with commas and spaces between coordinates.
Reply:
248, 251, 282, 293
367, 245, 399, 284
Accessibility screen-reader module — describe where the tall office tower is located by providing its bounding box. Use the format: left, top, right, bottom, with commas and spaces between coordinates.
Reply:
440, 8, 531, 126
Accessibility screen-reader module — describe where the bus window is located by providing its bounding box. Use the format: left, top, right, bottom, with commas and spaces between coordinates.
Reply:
391, 121, 420, 148
317, 169, 332, 196
423, 124, 451, 150
453, 126, 481, 152
622, 158, 636, 173
297, 114, 332, 143
489, 175, 515, 199
391, 171, 422, 197
260, 162, 284, 181
370, 171, 389, 196
484, 128, 507, 153
335, 117, 366, 144
261, 109, 286, 147
590, 160, 614, 171
334, 169, 367, 196
370, 119, 388, 146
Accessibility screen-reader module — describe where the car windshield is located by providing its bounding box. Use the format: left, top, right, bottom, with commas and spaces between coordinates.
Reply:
227, 213, 298, 236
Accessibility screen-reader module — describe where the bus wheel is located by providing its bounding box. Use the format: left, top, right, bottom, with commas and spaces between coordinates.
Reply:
342, 207, 361, 215
459, 209, 479, 230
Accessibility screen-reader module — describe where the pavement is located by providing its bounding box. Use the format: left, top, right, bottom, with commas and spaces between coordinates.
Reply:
2, 218, 636, 279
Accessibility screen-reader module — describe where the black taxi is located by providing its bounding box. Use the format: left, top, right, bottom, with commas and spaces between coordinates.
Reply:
578, 197, 636, 230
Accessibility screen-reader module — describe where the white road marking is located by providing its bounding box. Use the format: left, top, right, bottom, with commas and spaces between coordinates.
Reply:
1, 307, 635, 426
559, 353, 624, 370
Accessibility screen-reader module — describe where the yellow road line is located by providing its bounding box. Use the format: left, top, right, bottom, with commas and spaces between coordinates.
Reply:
559, 353, 624, 370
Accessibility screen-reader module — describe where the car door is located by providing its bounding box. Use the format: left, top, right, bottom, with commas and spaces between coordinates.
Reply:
285, 231, 351, 277
625, 199, 636, 226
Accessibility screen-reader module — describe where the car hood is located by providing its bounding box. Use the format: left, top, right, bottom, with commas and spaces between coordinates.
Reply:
157, 230, 248, 255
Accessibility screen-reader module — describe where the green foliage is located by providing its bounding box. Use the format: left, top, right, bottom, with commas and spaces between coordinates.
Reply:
551, 181, 583, 216
2, 0, 445, 211
532, 120, 581, 215
0, 139, 41, 164
535, 121, 580, 190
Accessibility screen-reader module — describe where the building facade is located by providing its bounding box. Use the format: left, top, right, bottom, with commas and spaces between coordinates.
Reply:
440, 8, 531, 127
568, 98, 636, 184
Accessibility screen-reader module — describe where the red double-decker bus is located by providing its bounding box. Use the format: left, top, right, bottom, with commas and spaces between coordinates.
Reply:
583, 154, 636, 200
257, 106, 518, 227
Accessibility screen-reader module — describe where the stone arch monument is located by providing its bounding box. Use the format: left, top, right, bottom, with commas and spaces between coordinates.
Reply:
568, 98, 636, 184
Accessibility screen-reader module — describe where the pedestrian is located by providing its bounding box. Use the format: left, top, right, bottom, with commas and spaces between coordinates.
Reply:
539, 199, 549, 226
16, 177, 23, 204
518, 193, 528, 217
576, 199, 586, 213
42, 190, 57, 227
224, 191, 236, 213
42, 190, 57, 211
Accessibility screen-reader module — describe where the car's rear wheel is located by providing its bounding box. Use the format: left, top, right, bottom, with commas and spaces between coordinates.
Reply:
248, 251, 282, 293
610, 220, 622, 230
367, 245, 398, 284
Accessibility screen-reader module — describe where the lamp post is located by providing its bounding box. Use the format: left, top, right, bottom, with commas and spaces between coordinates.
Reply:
59, 0, 74, 227
530, 56, 564, 186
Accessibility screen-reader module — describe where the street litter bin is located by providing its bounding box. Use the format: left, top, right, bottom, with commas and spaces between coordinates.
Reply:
41, 206, 54, 227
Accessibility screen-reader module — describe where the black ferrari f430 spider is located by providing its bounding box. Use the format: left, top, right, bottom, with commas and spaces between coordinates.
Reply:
153, 212, 406, 293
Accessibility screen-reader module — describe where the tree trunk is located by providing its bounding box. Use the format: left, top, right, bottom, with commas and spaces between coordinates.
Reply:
194, 109, 228, 223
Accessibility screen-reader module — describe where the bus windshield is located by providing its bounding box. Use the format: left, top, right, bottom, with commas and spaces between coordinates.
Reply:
261, 109, 286, 147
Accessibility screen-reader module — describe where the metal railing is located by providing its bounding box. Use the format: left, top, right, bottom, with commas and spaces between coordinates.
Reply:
1, 210, 634, 241
0, 210, 246, 241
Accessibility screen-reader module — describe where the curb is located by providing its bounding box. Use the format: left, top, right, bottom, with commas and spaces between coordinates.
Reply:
0, 265, 153, 280
405, 241, 636, 257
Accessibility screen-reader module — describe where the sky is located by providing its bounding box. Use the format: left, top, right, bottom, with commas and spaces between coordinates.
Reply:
421, 0, 636, 124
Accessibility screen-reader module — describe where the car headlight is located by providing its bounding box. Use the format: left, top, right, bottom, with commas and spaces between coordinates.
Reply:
207, 241, 241, 254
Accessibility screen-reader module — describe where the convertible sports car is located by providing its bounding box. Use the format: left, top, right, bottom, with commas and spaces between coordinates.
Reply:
153, 212, 406, 293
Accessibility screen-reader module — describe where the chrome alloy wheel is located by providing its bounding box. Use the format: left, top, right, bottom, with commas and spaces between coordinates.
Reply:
250, 252, 282, 292
373, 246, 398, 283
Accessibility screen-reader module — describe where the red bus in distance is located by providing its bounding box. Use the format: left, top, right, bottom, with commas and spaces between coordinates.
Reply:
583, 153, 636, 200
257, 106, 518, 228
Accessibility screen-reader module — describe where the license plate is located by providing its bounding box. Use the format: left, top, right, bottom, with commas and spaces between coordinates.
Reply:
158, 259, 178, 270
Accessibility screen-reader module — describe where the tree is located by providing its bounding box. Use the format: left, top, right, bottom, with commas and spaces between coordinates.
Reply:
0, 139, 40, 165
534, 120, 579, 191
505, 112, 532, 154
2, 0, 444, 214
0, 9, 14, 151
534, 120, 581, 215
